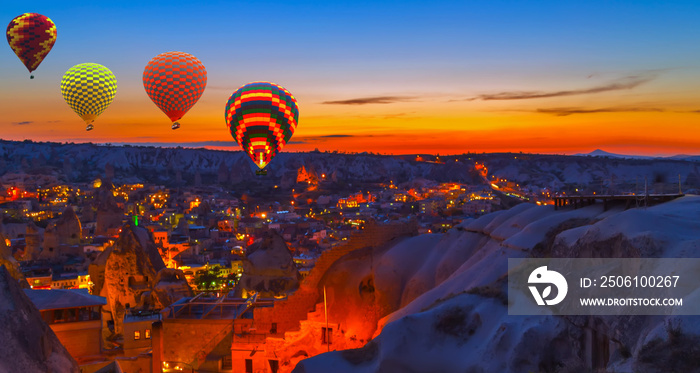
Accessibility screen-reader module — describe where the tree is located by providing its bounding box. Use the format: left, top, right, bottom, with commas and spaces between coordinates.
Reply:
194, 266, 223, 291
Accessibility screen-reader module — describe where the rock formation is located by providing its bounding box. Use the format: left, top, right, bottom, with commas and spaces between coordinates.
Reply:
217, 162, 228, 184
295, 196, 700, 373
0, 234, 24, 282
296, 165, 318, 184
235, 230, 301, 297
105, 162, 115, 181
41, 206, 82, 260
103, 223, 165, 334
88, 245, 113, 298
0, 265, 79, 372
148, 268, 193, 309
23, 222, 42, 260
101, 223, 190, 335
94, 181, 123, 236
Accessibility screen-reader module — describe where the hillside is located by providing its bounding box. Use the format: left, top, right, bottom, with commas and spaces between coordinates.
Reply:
0, 140, 698, 193
295, 196, 700, 373
472, 153, 700, 193
0, 140, 481, 187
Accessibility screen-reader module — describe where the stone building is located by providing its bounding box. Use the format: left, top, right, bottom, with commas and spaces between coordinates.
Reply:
24, 289, 107, 364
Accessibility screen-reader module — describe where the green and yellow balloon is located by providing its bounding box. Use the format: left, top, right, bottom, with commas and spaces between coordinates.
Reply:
60, 63, 117, 131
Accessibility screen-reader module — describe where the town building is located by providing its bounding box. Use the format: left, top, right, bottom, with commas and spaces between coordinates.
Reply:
24, 289, 107, 363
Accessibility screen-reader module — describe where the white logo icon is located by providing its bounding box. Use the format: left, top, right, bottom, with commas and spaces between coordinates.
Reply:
528, 266, 568, 306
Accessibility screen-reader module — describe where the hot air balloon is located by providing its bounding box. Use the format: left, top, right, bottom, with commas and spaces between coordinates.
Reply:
6, 13, 57, 79
60, 63, 117, 131
143, 51, 207, 130
225, 82, 299, 175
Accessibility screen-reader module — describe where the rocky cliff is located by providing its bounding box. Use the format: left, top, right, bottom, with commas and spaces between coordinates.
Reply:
295, 196, 700, 373
0, 265, 79, 372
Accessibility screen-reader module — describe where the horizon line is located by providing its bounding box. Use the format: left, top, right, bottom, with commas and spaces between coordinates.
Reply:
0, 138, 698, 159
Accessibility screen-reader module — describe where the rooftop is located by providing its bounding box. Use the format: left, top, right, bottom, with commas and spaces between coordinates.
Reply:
161, 293, 274, 320
24, 288, 107, 310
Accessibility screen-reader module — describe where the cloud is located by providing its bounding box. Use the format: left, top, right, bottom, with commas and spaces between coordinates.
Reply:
291, 134, 395, 144
178, 141, 240, 147
322, 96, 416, 105
12, 121, 33, 125
109, 141, 240, 148
380, 113, 410, 119
535, 107, 665, 116
466, 74, 655, 101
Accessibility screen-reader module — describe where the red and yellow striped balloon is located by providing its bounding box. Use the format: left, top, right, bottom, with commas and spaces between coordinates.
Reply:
6, 13, 57, 78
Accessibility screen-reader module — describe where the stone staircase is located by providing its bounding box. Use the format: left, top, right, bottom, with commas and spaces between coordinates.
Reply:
283, 302, 336, 343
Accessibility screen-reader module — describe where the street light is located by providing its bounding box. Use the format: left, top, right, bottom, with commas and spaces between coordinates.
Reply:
162, 361, 193, 372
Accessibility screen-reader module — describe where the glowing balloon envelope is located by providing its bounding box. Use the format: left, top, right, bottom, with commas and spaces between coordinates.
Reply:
143, 51, 207, 129
225, 82, 299, 171
6, 13, 57, 78
60, 63, 117, 131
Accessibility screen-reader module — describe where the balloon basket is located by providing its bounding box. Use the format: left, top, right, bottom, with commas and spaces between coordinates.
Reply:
256, 170, 268, 176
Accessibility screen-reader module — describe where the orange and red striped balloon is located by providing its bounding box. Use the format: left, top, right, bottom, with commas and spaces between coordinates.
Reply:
143, 51, 207, 129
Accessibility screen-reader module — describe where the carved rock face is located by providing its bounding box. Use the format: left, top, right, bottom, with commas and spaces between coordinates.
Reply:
94, 182, 123, 236
0, 234, 24, 281
236, 230, 301, 297
100, 223, 191, 335
150, 267, 193, 309
41, 206, 82, 259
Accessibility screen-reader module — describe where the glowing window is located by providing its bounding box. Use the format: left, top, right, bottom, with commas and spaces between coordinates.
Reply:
134, 331, 140, 340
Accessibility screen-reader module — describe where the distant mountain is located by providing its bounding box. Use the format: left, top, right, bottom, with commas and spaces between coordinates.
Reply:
575, 149, 654, 160
667, 154, 700, 162
576, 149, 700, 162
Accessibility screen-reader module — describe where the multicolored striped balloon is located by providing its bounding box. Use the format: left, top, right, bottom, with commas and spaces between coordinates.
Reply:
143, 51, 207, 129
225, 82, 299, 170
6, 13, 57, 78
60, 63, 117, 131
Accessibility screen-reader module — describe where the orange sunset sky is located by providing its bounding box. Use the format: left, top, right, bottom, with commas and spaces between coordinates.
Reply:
2, 1, 700, 156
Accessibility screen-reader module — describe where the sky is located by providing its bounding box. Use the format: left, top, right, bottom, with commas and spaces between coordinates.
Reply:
2, 0, 700, 156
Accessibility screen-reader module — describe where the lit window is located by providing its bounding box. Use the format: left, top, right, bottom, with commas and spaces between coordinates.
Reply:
145, 329, 151, 339
134, 331, 140, 340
